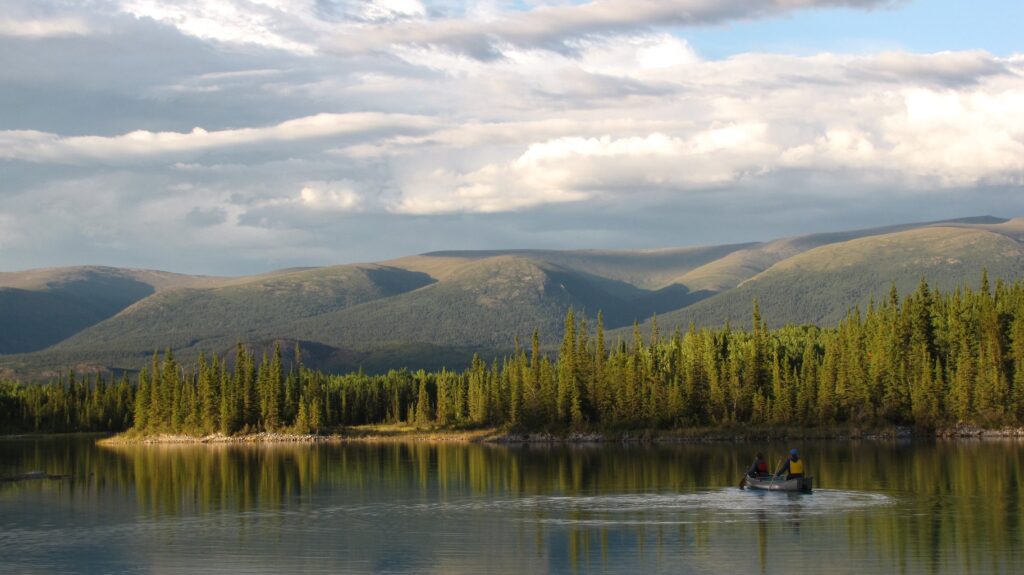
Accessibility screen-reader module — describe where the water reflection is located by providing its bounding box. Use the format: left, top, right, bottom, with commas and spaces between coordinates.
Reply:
0, 438, 1023, 574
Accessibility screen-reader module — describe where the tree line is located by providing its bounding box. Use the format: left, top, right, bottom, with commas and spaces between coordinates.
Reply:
0, 373, 133, 433
3, 273, 1024, 434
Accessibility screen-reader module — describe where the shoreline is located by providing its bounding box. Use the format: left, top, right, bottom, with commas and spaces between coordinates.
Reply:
94, 424, 1024, 446
0, 431, 114, 440
97, 427, 503, 446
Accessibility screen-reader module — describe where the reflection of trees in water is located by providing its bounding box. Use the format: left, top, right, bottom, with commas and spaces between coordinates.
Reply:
3, 438, 1024, 573
819, 440, 1024, 573
757, 509, 768, 575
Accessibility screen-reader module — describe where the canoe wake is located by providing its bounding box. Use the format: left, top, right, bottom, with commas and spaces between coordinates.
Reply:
364, 488, 894, 525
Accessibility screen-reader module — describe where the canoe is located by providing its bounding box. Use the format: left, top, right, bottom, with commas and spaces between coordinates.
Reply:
743, 474, 813, 493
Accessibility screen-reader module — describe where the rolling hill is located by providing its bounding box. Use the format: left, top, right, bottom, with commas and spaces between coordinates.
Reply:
284, 255, 710, 349
28, 265, 434, 363
629, 224, 1024, 334
0, 266, 221, 354
2, 215, 1021, 377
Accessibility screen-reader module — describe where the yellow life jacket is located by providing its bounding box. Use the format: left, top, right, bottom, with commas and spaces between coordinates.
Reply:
789, 458, 804, 475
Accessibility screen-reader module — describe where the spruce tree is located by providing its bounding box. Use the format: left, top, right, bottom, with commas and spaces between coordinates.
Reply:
415, 372, 432, 425
148, 352, 162, 430
219, 367, 236, 434
1012, 311, 1024, 424
310, 396, 324, 434
557, 309, 577, 424
134, 369, 150, 431
294, 400, 310, 434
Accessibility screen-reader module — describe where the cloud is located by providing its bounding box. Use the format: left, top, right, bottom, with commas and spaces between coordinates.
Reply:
1, 0, 1022, 275
0, 113, 436, 164
4, 46, 1020, 219
107, 0, 894, 58
0, 16, 92, 38
231, 180, 365, 231
575, 33, 700, 77
327, 0, 895, 57
297, 182, 362, 211
884, 88, 1024, 183
185, 205, 228, 227
364, 49, 1022, 215
118, 0, 320, 54
114, 0, 429, 55
152, 68, 283, 94
845, 50, 1012, 87
351, 0, 428, 22
390, 164, 590, 214
391, 124, 774, 214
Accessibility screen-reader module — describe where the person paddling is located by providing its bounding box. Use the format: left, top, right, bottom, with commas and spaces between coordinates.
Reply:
776, 449, 805, 480
740, 452, 770, 488
746, 452, 769, 478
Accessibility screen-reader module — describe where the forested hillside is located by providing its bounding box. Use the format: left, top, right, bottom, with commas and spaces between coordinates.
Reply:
42, 264, 434, 358
0, 266, 219, 354
2, 216, 1021, 377
4, 274, 1023, 433
636, 224, 1024, 333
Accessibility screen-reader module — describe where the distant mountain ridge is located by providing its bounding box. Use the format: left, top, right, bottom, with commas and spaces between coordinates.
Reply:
2, 215, 1021, 378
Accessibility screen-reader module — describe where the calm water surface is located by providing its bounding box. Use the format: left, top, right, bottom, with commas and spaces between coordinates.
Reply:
1, 437, 1022, 574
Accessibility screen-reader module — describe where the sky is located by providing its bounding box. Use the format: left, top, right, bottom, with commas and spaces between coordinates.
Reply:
0, 0, 1021, 275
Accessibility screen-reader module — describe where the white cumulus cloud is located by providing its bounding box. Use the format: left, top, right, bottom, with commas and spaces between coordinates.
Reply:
298, 182, 362, 211
1, 0, 1022, 273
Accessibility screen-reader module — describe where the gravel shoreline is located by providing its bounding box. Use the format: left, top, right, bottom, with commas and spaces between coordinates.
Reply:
96, 425, 1024, 446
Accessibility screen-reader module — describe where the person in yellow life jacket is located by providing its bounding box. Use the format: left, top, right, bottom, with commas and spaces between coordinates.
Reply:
776, 449, 804, 479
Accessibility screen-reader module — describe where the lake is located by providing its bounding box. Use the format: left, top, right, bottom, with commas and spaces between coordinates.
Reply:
1, 436, 1022, 574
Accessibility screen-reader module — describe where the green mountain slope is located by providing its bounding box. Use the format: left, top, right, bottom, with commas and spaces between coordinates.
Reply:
3, 216, 1021, 377
285, 255, 714, 351
638, 226, 1024, 332
408, 243, 755, 289
11, 254, 719, 375
28, 265, 433, 367
0, 266, 219, 354
672, 217, 1004, 293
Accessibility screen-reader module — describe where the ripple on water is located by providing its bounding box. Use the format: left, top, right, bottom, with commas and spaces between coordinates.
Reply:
0, 489, 895, 553
327, 487, 895, 525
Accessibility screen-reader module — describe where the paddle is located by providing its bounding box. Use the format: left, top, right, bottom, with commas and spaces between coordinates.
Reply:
766, 457, 785, 490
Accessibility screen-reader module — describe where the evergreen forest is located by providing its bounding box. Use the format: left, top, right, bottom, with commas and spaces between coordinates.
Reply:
3, 274, 1024, 435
